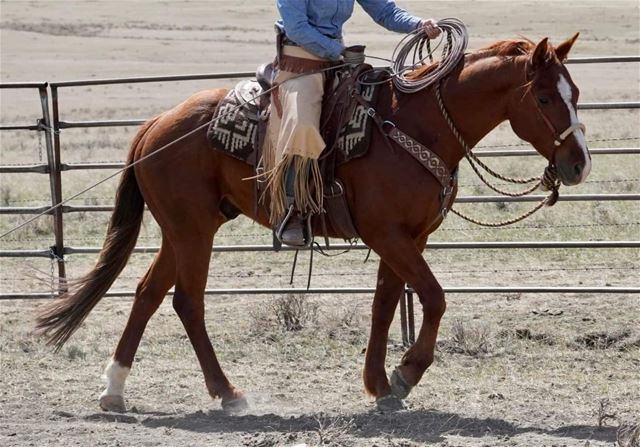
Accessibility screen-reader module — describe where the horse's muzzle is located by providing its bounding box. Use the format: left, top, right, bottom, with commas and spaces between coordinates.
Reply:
557, 158, 589, 186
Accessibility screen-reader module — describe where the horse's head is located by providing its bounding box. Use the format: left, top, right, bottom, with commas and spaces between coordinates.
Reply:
506, 33, 591, 185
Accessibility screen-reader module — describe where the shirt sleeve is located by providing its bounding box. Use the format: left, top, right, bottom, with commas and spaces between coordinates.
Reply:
277, 0, 345, 60
356, 0, 422, 34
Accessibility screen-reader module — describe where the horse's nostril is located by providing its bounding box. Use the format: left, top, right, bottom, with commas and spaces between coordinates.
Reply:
573, 163, 583, 177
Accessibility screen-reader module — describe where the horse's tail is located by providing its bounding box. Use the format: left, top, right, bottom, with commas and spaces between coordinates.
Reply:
36, 117, 159, 351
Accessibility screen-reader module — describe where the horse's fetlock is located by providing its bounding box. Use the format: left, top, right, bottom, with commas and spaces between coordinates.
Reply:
401, 348, 434, 372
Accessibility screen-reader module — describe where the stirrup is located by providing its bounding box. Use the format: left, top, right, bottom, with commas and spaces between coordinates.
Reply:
276, 206, 312, 248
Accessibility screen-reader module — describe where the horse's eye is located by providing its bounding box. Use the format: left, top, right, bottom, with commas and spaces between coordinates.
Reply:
538, 95, 550, 105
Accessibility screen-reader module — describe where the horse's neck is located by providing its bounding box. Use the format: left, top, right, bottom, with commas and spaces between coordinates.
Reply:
417, 55, 527, 168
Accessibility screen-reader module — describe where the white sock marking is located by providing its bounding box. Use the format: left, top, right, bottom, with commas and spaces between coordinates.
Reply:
100, 358, 130, 398
557, 74, 591, 182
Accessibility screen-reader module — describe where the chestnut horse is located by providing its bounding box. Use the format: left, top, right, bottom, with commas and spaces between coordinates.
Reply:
37, 35, 590, 413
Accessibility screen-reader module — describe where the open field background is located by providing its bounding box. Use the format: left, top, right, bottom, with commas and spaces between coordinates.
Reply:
1, 1, 639, 446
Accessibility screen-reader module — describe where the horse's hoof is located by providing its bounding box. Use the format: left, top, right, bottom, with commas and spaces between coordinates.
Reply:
99, 394, 126, 413
221, 396, 249, 415
375, 394, 407, 412
390, 367, 413, 399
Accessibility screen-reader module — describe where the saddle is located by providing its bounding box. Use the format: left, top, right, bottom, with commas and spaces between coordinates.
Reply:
207, 63, 384, 241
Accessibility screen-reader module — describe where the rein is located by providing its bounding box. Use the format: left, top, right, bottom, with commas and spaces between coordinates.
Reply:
434, 81, 562, 226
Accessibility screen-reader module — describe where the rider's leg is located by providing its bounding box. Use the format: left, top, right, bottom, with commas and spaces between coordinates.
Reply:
266, 48, 329, 246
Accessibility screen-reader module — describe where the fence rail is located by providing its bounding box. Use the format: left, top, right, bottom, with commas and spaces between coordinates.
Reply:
2, 240, 638, 259
2, 56, 639, 344
1, 286, 637, 301
2, 193, 639, 216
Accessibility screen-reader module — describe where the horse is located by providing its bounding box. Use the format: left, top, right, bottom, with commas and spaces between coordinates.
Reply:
36, 34, 591, 413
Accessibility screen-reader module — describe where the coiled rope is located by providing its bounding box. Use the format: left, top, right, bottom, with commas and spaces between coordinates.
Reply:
392, 18, 468, 93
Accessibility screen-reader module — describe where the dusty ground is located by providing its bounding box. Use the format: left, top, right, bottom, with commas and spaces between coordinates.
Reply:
1, 1, 639, 446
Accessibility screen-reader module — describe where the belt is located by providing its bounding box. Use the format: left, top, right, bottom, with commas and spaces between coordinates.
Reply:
278, 54, 338, 73
282, 34, 341, 47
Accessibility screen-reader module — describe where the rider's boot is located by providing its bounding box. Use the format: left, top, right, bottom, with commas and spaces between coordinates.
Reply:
277, 163, 307, 247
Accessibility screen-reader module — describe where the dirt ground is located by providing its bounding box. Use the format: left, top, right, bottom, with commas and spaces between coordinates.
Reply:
1, 1, 639, 446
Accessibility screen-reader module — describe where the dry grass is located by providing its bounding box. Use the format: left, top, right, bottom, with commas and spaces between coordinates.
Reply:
597, 398, 618, 428
250, 294, 319, 334
617, 422, 640, 447
438, 318, 491, 357
313, 414, 357, 447
574, 330, 632, 350
271, 295, 319, 332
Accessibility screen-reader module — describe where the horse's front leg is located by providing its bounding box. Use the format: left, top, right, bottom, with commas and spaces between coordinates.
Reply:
368, 232, 445, 403
363, 260, 405, 400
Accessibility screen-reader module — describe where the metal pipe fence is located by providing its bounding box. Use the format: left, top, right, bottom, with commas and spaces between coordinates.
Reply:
2, 56, 640, 343
0, 82, 65, 281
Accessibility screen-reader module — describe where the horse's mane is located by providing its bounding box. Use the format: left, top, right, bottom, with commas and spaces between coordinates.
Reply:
482, 38, 536, 57
408, 38, 542, 80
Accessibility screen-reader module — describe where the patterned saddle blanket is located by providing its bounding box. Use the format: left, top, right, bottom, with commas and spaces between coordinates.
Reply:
206, 80, 268, 164
206, 66, 383, 165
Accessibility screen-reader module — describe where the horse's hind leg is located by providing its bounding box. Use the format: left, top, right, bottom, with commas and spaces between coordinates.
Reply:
170, 217, 247, 413
99, 238, 176, 412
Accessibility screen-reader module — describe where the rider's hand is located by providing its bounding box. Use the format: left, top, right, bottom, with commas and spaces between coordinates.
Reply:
341, 45, 366, 65
420, 19, 441, 39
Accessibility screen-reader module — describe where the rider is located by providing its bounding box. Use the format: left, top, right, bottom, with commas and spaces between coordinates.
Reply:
266, 0, 442, 247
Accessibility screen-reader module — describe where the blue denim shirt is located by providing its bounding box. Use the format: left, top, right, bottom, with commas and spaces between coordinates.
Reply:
276, 0, 422, 60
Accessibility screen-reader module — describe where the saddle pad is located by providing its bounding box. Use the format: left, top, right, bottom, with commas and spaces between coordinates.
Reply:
334, 74, 381, 161
207, 72, 382, 164
207, 80, 266, 162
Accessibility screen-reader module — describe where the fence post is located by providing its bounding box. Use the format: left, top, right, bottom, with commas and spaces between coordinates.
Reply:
44, 85, 67, 290
400, 286, 411, 347
399, 289, 417, 347
406, 290, 415, 345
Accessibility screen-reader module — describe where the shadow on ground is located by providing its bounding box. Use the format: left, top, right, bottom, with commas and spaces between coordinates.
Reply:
82, 408, 617, 444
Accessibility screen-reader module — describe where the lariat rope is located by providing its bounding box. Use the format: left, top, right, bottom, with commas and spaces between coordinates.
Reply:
392, 18, 468, 93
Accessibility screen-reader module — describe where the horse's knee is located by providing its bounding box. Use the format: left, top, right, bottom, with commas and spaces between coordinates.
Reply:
417, 282, 446, 320
172, 291, 203, 324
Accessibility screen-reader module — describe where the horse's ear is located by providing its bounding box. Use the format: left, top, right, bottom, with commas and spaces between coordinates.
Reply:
530, 37, 550, 70
555, 32, 579, 62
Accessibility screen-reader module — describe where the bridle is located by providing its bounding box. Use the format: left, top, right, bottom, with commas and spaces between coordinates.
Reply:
525, 64, 587, 150
534, 102, 587, 148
